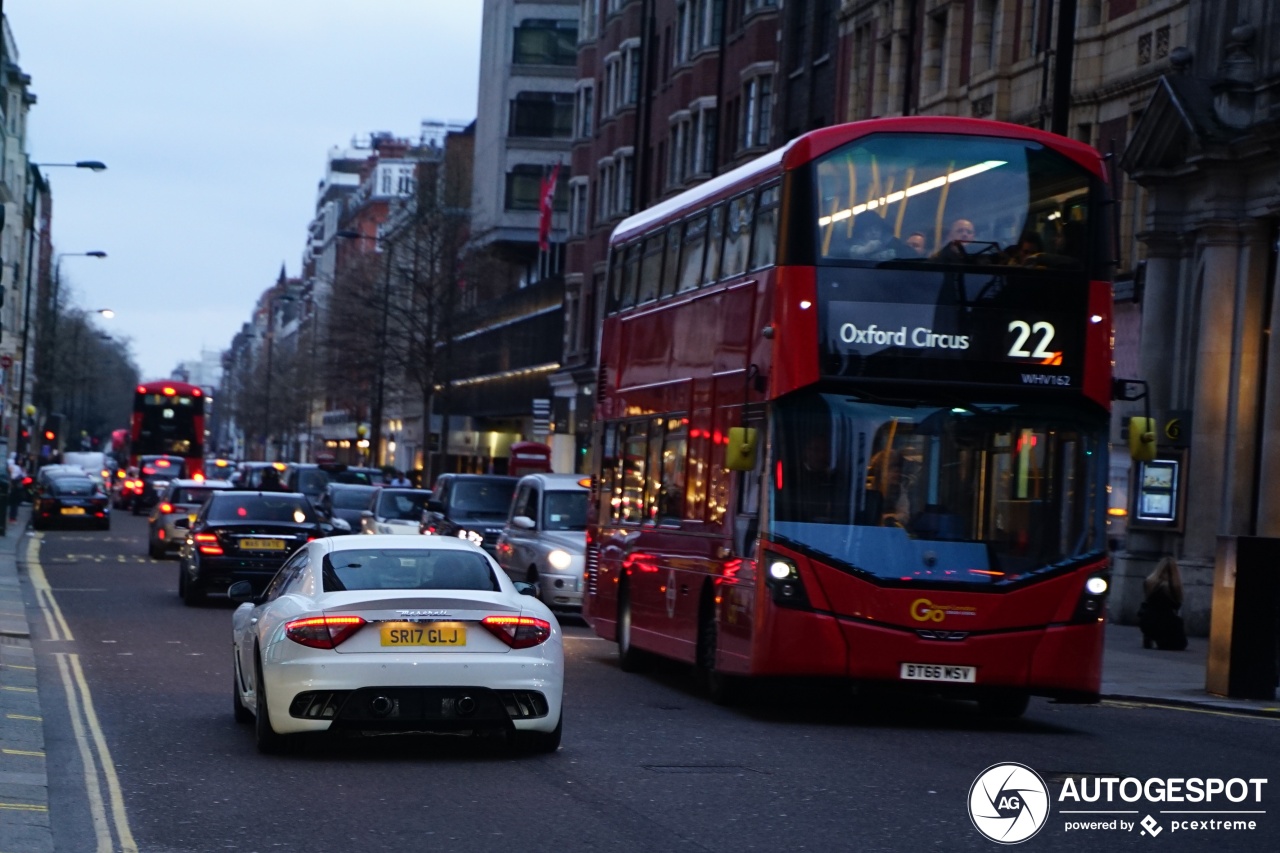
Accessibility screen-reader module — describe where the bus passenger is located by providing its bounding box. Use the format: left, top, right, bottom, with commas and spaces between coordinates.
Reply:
933, 218, 977, 260
904, 232, 928, 256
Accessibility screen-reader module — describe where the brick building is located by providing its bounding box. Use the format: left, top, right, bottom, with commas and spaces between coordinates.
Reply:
556, 0, 781, 471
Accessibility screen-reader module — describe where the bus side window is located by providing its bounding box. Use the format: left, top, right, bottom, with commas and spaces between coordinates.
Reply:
656, 417, 688, 522
621, 244, 640, 310
637, 232, 665, 304
598, 422, 621, 524
704, 203, 726, 283
620, 421, 648, 523
750, 184, 780, 270
721, 193, 755, 278
678, 213, 708, 292
661, 223, 682, 299
684, 413, 710, 521
733, 419, 765, 557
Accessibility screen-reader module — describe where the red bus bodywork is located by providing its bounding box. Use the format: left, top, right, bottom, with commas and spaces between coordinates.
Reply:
131, 380, 206, 478
585, 118, 1113, 707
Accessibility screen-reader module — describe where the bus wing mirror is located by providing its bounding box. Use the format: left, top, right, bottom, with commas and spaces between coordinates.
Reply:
725, 427, 759, 472
1128, 416, 1157, 461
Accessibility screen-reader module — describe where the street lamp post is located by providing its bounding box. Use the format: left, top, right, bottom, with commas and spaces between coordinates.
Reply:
14, 159, 107, 455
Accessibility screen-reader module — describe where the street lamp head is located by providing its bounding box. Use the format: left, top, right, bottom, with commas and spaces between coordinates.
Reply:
75, 160, 108, 171
86, 251, 107, 258
96, 309, 115, 319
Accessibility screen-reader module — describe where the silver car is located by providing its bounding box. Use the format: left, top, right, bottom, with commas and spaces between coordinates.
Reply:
496, 473, 588, 612
147, 479, 234, 559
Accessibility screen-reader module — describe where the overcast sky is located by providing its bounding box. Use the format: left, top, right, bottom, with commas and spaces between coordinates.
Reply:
6, 0, 484, 380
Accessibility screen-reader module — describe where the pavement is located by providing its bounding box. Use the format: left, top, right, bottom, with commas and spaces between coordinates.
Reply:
1, 518, 1278, 853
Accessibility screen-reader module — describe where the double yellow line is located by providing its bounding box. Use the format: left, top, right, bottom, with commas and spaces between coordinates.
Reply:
26, 534, 139, 853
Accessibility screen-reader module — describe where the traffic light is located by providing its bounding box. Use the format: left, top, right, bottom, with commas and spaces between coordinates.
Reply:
44, 429, 56, 442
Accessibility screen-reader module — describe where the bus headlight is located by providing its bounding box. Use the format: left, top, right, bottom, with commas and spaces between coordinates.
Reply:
1085, 576, 1108, 595
762, 552, 809, 609
1072, 572, 1111, 623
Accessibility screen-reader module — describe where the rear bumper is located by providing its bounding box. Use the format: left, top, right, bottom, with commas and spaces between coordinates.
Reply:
261, 650, 564, 735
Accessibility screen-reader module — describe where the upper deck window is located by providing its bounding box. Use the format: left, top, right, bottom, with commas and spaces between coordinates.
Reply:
813, 134, 1098, 272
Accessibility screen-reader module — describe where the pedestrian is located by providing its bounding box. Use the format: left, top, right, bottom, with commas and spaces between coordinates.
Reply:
389, 470, 411, 487
7, 454, 26, 522
1139, 555, 1188, 651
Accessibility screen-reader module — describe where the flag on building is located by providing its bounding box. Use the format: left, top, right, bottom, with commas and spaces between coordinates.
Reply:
538, 162, 560, 252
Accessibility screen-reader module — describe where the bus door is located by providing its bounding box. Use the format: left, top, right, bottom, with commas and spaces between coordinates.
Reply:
719, 413, 764, 670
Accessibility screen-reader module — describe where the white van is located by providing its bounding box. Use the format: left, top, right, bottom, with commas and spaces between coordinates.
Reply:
61, 452, 109, 487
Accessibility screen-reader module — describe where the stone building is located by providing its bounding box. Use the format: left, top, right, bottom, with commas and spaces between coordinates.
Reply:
1118, 0, 1280, 633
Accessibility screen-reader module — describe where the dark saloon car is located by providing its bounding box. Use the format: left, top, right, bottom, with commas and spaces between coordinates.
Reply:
284, 463, 382, 505
316, 483, 378, 532
177, 491, 326, 605
32, 475, 111, 531
132, 455, 186, 514
147, 479, 234, 558
420, 474, 518, 556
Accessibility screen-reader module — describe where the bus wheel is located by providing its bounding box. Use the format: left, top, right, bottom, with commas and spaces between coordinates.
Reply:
698, 595, 737, 706
978, 691, 1030, 718
616, 581, 649, 673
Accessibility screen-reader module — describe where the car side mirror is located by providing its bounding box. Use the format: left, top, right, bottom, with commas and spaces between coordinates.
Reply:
426, 499, 444, 513
512, 515, 536, 530
513, 581, 538, 596
174, 517, 191, 529
361, 510, 374, 519
227, 581, 257, 604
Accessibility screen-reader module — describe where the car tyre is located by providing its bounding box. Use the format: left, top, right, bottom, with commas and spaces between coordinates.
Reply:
514, 713, 562, 754
978, 691, 1030, 719
233, 658, 254, 724
616, 581, 650, 673
181, 561, 205, 607
697, 590, 737, 706
254, 651, 291, 754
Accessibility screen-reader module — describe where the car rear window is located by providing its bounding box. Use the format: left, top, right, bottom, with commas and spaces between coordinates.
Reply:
331, 488, 376, 509
54, 479, 99, 497
449, 480, 517, 516
172, 488, 218, 505
378, 491, 430, 520
297, 470, 330, 493
207, 495, 318, 523
322, 549, 499, 592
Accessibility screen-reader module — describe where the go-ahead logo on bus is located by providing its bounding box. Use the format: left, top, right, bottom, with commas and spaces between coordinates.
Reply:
968, 763, 1051, 844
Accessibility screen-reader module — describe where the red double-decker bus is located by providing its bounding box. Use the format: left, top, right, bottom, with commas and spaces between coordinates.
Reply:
131, 380, 207, 478
584, 117, 1114, 715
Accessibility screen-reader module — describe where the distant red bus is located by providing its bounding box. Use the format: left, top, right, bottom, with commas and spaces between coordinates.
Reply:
585, 117, 1114, 714
131, 380, 206, 478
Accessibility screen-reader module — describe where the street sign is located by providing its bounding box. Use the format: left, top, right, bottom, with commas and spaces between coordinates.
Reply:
0, 355, 12, 368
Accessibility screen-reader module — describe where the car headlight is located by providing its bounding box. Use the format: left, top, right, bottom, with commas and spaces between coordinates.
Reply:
457, 529, 484, 546
547, 549, 572, 570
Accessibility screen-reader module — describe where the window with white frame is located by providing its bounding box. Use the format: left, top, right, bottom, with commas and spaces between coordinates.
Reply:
691, 102, 718, 176
579, 0, 598, 42
741, 74, 772, 150
569, 177, 590, 236
743, 0, 777, 16
396, 165, 415, 195
603, 52, 621, 116
694, 0, 722, 50
675, 2, 692, 65
606, 0, 623, 14
576, 81, 596, 139
379, 166, 394, 195
597, 159, 616, 224
621, 40, 641, 107
614, 149, 634, 216
669, 115, 692, 186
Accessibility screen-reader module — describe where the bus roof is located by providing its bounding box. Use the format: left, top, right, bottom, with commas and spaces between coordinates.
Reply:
611, 117, 1107, 245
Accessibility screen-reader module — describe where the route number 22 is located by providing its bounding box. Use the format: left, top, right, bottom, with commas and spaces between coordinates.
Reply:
1007, 320, 1056, 358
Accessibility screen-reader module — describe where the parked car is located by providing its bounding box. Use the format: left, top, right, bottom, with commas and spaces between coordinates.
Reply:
317, 483, 379, 533
496, 474, 588, 612
361, 487, 433, 535
176, 491, 327, 606
147, 478, 234, 559
32, 475, 111, 531
132, 455, 187, 514
228, 535, 563, 754
420, 474, 519, 556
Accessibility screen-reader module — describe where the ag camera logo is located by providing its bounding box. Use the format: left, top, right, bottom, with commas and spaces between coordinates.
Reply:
969, 763, 1051, 844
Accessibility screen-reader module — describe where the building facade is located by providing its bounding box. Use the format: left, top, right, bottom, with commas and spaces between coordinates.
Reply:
1119, 0, 1280, 633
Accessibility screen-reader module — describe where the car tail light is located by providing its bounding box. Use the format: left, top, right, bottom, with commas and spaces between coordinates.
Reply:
481, 615, 552, 649
158, 503, 174, 514
285, 615, 366, 649
194, 532, 222, 555
158, 530, 165, 540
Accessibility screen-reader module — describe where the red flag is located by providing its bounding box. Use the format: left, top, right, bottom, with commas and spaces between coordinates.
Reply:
538, 163, 560, 251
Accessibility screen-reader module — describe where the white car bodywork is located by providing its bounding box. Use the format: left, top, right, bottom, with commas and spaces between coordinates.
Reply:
496, 474, 587, 611
231, 535, 563, 750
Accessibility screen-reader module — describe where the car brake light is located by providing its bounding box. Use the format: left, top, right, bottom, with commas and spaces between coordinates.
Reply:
198, 545, 224, 555
158, 503, 174, 514
158, 530, 165, 540
193, 472, 205, 482
194, 533, 218, 542
142, 467, 155, 475
285, 615, 366, 649
481, 615, 552, 649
